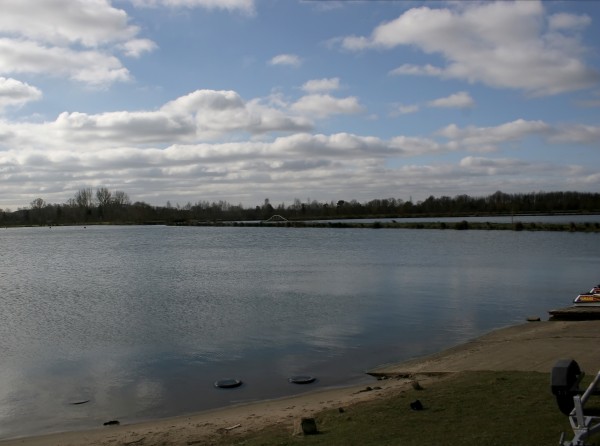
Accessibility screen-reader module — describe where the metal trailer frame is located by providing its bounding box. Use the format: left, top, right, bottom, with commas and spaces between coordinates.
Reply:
556, 366, 600, 446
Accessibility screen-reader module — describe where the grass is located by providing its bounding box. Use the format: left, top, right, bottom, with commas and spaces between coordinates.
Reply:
214, 371, 600, 446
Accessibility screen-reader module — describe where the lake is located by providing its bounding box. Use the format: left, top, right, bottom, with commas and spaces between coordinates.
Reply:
1, 225, 598, 439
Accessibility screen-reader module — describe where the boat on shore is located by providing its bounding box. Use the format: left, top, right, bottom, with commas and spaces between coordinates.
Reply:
573, 285, 600, 306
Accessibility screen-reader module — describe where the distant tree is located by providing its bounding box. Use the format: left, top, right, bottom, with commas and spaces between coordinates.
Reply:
113, 191, 130, 206
30, 198, 46, 210
74, 188, 93, 208
96, 187, 112, 208
29, 198, 46, 225
262, 198, 274, 218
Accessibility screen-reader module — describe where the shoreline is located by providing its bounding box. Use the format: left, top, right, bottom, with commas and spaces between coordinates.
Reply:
3, 319, 600, 446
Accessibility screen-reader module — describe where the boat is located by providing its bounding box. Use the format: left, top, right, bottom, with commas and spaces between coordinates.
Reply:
573, 285, 600, 306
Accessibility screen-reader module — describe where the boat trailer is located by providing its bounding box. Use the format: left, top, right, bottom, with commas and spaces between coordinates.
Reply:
552, 359, 600, 445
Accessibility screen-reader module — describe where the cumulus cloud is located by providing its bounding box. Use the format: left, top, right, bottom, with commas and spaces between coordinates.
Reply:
390, 64, 443, 77
548, 124, 600, 145
390, 103, 420, 116
269, 54, 302, 67
119, 39, 158, 58
291, 94, 363, 118
0, 0, 156, 87
340, 1, 599, 95
0, 89, 312, 151
428, 91, 474, 109
458, 156, 532, 179
460, 156, 528, 169
301, 78, 341, 93
389, 92, 472, 117
389, 136, 442, 155
0, 39, 131, 86
438, 119, 551, 151
0, 0, 138, 47
130, 0, 255, 14
0, 66, 597, 209
0, 78, 42, 110
1, 116, 597, 208
548, 12, 592, 31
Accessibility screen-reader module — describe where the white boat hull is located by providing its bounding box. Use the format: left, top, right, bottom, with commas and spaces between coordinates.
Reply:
573, 286, 600, 306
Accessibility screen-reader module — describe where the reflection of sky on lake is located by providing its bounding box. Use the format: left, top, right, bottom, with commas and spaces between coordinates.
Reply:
0, 226, 598, 438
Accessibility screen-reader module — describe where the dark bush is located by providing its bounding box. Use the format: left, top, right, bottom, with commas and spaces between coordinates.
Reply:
455, 220, 469, 230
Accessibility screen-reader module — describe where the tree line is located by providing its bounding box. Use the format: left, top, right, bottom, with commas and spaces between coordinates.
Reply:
1, 189, 599, 227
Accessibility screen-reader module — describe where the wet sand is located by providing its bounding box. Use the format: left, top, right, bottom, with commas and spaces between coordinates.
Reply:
3, 319, 600, 446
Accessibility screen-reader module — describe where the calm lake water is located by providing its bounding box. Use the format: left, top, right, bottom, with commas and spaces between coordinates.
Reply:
1, 225, 599, 439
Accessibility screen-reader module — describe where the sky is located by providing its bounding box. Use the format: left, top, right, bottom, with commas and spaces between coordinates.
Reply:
0, 0, 599, 210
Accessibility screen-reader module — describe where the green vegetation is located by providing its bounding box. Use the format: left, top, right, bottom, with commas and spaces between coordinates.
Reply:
1, 189, 599, 227
214, 371, 594, 446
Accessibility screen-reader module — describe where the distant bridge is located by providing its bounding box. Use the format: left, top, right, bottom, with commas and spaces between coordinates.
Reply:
264, 214, 289, 222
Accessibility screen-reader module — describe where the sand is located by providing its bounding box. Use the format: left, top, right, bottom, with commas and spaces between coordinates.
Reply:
3, 319, 600, 446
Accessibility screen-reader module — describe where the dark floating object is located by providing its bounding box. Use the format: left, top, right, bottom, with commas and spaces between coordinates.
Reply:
288, 375, 316, 384
71, 400, 90, 405
214, 378, 243, 389
103, 420, 120, 426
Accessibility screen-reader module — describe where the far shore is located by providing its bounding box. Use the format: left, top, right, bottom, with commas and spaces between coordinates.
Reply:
3, 318, 600, 446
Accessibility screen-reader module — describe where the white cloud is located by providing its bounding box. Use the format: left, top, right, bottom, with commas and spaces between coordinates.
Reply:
291, 94, 363, 118
0, 116, 597, 209
453, 156, 550, 186
342, 1, 599, 95
390, 64, 443, 77
273, 132, 392, 156
389, 92, 472, 117
0, 0, 138, 47
460, 156, 527, 169
548, 12, 592, 31
438, 119, 551, 150
549, 124, 600, 145
119, 39, 158, 58
0, 89, 312, 151
428, 91, 474, 109
0, 39, 131, 86
390, 103, 420, 116
0, 0, 156, 86
0, 78, 42, 110
269, 54, 302, 68
301, 78, 341, 93
130, 0, 255, 14
390, 136, 441, 155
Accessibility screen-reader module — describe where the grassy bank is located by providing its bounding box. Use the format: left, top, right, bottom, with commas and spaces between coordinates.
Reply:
214, 371, 593, 446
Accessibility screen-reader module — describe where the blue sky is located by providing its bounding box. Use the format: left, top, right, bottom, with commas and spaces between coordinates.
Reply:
0, 0, 599, 210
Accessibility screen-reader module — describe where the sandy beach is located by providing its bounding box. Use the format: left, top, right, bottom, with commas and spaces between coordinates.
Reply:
3, 319, 600, 446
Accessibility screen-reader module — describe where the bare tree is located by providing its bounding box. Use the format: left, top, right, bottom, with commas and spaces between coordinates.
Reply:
74, 188, 93, 208
113, 190, 130, 206
30, 198, 46, 210
96, 187, 112, 208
